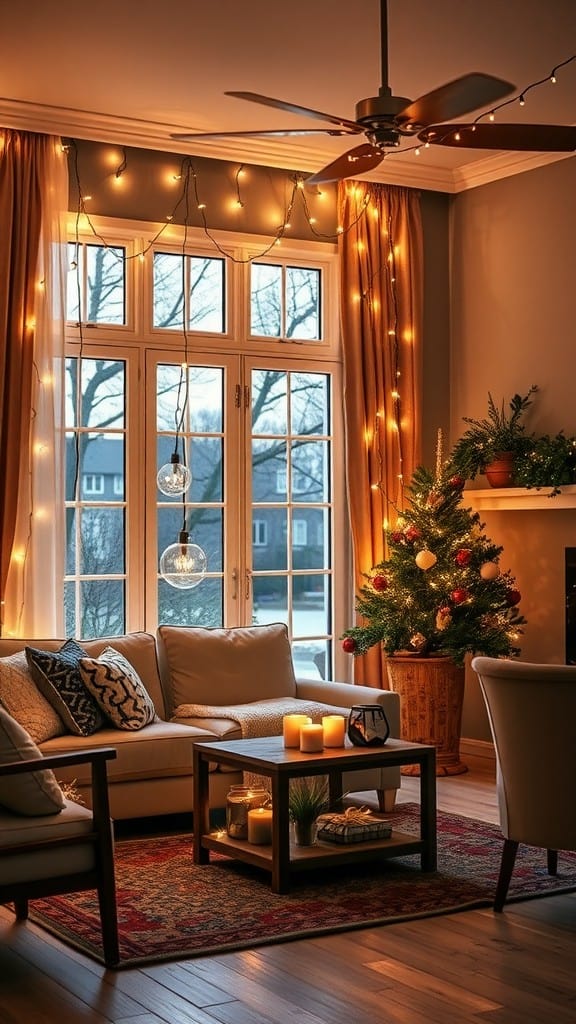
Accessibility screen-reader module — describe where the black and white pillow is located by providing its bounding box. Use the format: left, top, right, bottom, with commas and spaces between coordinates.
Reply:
78, 646, 157, 731
25, 639, 105, 737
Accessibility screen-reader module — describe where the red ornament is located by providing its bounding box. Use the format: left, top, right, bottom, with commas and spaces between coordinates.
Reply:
342, 636, 356, 653
372, 574, 388, 592
390, 531, 404, 544
506, 589, 521, 607
405, 525, 422, 542
451, 588, 470, 605
455, 548, 472, 567
449, 475, 465, 490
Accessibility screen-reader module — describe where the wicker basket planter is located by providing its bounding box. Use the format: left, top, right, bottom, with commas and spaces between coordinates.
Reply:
385, 656, 468, 776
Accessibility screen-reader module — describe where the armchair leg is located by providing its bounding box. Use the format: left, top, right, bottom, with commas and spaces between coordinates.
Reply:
547, 849, 558, 875
377, 788, 397, 813
494, 838, 519, 912
14, 899, 29, 921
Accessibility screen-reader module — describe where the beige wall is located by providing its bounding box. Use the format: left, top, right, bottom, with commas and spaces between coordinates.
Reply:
450, 155, 576, 740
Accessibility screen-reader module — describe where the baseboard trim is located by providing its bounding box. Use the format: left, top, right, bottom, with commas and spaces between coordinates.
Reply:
460, 737, 496, 767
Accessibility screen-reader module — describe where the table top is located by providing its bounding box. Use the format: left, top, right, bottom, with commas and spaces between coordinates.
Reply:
193, 734, 435, 771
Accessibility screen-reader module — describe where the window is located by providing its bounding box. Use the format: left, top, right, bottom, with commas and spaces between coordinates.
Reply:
64, 222, 345, 678
82, 473, 104, 495
253, 520, 268, 547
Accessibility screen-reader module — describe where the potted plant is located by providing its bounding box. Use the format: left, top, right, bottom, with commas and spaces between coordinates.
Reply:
449, 385, 538, 487
514, 432, 576, 496
341, 462, 526, 775
288, 777, 329, 846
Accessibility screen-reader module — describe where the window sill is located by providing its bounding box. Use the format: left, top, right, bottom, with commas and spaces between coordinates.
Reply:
462, 485, 576, 511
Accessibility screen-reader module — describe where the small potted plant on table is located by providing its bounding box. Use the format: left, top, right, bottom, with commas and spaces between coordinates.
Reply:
288, 777, 329, 846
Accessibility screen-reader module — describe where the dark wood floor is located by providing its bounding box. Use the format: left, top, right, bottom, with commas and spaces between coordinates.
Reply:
2, 761, 576, 1023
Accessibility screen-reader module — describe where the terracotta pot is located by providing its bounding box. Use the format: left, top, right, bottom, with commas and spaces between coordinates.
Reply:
385, 656, 468, 776
484, 451, 515, 488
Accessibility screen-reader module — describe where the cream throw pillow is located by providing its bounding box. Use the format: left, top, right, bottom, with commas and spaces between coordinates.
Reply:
0, 651, 65, 743
0, 705, 66, 816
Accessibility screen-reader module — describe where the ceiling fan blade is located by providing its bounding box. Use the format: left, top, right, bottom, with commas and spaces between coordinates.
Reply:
171, 128, 351, 141
224, 91, 362, 133
397, 73, 516, 128
419, 122, 576, 151
306, 144, 385, 185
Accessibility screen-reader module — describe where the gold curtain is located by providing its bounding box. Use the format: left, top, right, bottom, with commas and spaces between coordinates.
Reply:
338, 181, 423, 688
0, 129, 67, 636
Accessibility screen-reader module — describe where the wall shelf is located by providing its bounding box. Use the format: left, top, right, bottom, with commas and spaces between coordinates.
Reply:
462, 485, 576, 511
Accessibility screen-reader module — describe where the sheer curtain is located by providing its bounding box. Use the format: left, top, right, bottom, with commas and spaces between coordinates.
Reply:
0, 129, 68, 637
338, 181, 423, 688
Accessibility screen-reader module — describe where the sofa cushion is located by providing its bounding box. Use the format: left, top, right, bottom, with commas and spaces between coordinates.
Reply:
0, 800, 95, 883
40, 720, 221, 786
157, 623, 298, 713
0, 706, 66, 816
25, 640, 105, 737
79, 646, 157, 731
0, 651, 65, 743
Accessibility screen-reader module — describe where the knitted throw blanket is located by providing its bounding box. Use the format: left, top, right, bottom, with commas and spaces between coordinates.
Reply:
175, 698, 348, 789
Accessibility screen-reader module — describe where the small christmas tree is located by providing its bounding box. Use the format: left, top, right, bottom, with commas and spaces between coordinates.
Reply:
342, 457, 526, 667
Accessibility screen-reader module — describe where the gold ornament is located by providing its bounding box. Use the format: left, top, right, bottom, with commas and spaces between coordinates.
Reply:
480, 561, 501, 580
415, 549, 438, 571
409, 632, 427, 652
436, 606, 452, 631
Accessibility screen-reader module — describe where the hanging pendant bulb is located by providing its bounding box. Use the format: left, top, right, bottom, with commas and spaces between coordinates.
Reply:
157, 452, 192, 497
159, 530, 207, 589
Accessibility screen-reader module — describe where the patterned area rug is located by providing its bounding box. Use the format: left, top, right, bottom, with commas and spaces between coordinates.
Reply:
28, 803, 576, 968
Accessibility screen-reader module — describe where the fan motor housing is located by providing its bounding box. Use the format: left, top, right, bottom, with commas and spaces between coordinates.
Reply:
355, 90, 418, 146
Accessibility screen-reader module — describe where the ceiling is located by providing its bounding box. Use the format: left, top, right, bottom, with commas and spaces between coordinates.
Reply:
1, 0, 575, 193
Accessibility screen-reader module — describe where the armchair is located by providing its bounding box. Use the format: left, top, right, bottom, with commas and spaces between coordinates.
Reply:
0, 746, 120, 967
471, 656, 576, 911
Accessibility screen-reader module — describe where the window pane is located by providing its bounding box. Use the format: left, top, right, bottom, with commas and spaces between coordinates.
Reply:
293, 575, 330, 634
85, 245, 125, 324
252, 509, 287, 571
78, 434, 125, 501
158, 577, 222, 626
293, 508, 328, 569
190, 437, 222, 503
190, 256, 225, 332
251, 263, 281, 336
292, 440, 329, 502
292, 639, 327, 680
80, 580, 125, 638
286, 266, 320, 340
67, 244, 126, 325
291, 372, 329, 435
252, 439, 286, 502
153, 253, 226, 332
79, 508, 125, 574
252, 370, 287, 434
153, 252, 184, 329
252, 576, 288, 627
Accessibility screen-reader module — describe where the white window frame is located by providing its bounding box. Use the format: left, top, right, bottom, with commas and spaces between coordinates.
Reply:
63, 216, 350, 680
82, 473, 105, 495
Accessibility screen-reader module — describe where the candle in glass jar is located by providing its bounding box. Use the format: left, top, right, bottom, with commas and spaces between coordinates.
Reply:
283, 714, 312, 748
322, 714, 346, 747
247, 807, 273, 844
299, 723, 324, 752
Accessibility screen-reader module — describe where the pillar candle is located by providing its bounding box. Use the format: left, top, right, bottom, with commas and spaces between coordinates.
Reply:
299, 723, 324, 752
283, 714, 312, 748
322, 714, 346, 747
247, 807, 273, 844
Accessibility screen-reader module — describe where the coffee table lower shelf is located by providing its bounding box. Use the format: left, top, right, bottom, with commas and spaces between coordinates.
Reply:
200, 828, 426, 876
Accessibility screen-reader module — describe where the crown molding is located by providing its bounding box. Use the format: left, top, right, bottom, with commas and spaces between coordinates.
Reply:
1, 97, 572, 195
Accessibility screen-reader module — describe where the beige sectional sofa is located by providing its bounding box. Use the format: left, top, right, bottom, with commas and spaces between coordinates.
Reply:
0, 623, 401, 821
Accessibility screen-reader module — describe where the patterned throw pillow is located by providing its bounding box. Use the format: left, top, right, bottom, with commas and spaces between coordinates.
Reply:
0, 705, 66, 816
25, 639, 105, 737
78, 646, 157, 731
0, 651, 65, 743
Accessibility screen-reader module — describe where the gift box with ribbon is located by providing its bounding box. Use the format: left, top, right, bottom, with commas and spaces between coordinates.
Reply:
315, 806, 392, 844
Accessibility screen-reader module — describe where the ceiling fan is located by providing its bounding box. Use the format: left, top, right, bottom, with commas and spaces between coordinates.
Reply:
171, 0, 576, 184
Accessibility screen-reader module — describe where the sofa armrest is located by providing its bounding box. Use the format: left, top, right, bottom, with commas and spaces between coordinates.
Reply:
294, 679, 400, 737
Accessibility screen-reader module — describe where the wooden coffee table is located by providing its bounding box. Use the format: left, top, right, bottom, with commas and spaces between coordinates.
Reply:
193, 735, 436, 893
